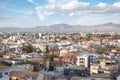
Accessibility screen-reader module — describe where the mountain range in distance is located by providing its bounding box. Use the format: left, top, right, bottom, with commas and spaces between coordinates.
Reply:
0, 22, 120, 33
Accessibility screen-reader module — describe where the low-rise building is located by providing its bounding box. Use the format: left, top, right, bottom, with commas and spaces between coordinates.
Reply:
10, 71, 44, 80
76, 53, 90, 68
117, 75, 120, 80
71, 76, 114, 80
76, 52, 100, 68
90, 58, 119, 79
0, 66, 10, 80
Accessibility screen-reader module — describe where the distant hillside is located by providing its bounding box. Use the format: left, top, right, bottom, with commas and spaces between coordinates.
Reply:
0, 27, 22, 32
0, 22, 120, 33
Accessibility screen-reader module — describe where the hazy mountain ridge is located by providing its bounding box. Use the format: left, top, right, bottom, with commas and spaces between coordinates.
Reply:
0, 22, 120, 33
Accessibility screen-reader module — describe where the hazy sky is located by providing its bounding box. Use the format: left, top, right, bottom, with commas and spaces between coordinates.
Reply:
0, 0, 120, 27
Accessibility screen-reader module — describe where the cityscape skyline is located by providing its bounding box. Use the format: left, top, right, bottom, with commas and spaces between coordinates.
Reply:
0, 0, 120, 27
0, 0, 120, 80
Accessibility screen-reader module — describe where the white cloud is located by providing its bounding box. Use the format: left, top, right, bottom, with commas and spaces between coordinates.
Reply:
35, 6, 45, 21
43, 11, 54, 15
27, 0, 34, 3
69, 12, 75, 16
27, 0, 38, 5
66, 2, 120, 14
75, 14, 120, 25
48, 0, 56, 3
61, 0, 89, 11
45, 4, 56, 11
93, 2, 120, 14
35, 5, 55, 21
112, 2, 120, 8
61, 13, 65, 16
97, 3, 109, 9
36, 10, 45, 21
34, 1, 120, 21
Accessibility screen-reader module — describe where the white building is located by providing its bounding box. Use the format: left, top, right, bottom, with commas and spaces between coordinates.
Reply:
0, 66, 10, 80
76, 53, 90, 68
117, 75, 120, 80
76, 52, 99, 68
39, 33, 42, 38
110, 39, 120, 47
60, 48, 69, 56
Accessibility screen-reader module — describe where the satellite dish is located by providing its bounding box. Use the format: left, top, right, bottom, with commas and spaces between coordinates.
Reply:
11, 61, 15, 66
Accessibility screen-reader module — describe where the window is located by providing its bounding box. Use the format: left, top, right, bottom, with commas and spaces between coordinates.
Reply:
5, 72, 8, 75
106, 63, 111, 66
0, 73, 3, 78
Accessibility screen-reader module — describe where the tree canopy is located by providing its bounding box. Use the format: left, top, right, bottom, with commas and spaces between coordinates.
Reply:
22, 44, 34, 53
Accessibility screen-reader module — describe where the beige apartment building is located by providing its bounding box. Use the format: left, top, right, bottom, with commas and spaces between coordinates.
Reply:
90, 58, 119, 78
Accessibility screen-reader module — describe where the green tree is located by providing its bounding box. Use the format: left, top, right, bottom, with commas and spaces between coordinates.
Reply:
60, 36, 68, 40
0, 61, 12, 66
49, 64, 54, 71
43, 54, 57, 71
86, 33, 93, 40
15, 61, 34, 65
3, 50, 8, 55
45, 45, 50, 53
22, 44, 34, 53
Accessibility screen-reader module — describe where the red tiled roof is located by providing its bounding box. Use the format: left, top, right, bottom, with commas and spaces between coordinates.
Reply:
63, 53, 78, 57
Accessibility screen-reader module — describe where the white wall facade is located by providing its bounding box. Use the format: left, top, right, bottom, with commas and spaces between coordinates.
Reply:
76, 55, 89, 68
0, 69, 10, 80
